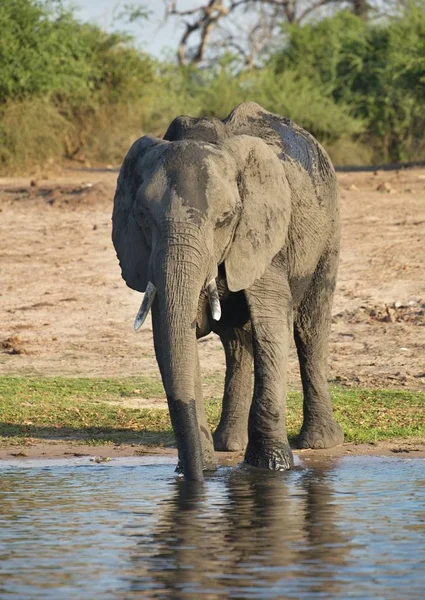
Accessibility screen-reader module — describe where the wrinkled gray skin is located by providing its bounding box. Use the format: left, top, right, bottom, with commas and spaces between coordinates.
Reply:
112, 102, 344, 481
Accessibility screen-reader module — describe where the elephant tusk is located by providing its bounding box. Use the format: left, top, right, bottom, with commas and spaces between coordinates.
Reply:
134, 281, 157, 331
207, 279, 221, 321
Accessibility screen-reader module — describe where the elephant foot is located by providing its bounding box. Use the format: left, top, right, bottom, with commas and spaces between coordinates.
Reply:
175, 452, 217, 475
202, 449, 218, 471
297, 418, 344, 449
213, 426, 248, 452
244, 440, 294, 471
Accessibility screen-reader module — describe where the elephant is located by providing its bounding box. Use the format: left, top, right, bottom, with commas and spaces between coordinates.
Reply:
112, 101, 344, 481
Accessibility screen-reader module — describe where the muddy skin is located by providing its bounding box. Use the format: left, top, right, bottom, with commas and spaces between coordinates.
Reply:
112, 102, 343, 480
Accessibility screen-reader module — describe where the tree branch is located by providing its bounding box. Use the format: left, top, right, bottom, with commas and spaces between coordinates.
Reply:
164, 0, 391, 67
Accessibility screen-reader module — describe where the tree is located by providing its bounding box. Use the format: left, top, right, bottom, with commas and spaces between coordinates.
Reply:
0, 0, 155, 103
165, 1, 336, 67
352, 0, 369, 15
163, 0, 413, 67
272, 4, 425, 161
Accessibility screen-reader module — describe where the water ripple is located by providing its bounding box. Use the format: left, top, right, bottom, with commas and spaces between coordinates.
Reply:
0, 456, 424, 599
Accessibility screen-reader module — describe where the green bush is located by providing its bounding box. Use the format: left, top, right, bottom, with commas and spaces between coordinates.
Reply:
0, 0, 424, 171
0, 98, 71, 171
273, 5, 425, 162
0, 0, 93, 101
0, 0, 157, 170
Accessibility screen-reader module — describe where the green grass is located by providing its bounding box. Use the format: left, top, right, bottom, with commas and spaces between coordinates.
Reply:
0, 376, 424, 447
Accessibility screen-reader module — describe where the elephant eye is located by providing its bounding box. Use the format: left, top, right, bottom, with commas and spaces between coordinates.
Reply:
137, 205, 152, 226
217, 210, 234, 227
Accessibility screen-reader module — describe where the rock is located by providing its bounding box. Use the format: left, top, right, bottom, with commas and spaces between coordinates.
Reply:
376, 182, 396, 194
1, 336, 27, 355
385, 305, 397, 322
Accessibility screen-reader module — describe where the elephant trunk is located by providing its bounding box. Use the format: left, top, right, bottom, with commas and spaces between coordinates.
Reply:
155, 236, 206, 481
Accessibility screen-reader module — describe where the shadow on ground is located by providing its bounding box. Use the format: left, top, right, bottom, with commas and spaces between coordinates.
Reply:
0, 423, 174, 445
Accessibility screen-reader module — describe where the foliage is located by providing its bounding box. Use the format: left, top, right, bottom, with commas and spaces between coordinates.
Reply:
0, 0, 156, 169
273, 6, 425, 162
163, 0, 394, 68
0, 97, 70, 169
0, 0, 87, 100
244, 66, 363, 144
0, 0, 424, 171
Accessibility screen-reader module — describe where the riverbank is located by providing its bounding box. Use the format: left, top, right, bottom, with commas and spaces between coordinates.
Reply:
0, 376, 424, 460
1, 439, 425, 462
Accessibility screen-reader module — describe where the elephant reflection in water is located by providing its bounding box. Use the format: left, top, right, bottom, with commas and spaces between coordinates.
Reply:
126, 464, 351, 599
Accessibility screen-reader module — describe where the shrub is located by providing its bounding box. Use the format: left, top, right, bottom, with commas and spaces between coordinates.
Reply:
0, 98, 71, 172
273, 6, 425, 162
1, 0, 424, 171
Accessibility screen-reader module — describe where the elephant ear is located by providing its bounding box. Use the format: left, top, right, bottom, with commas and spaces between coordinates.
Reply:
112, 135, 165, 292
223, 136, 291, 292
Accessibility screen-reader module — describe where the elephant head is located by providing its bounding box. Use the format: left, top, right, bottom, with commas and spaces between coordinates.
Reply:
112, 130, 291, 480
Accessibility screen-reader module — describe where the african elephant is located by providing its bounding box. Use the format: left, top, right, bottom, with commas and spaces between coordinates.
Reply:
112, 102, 344, 481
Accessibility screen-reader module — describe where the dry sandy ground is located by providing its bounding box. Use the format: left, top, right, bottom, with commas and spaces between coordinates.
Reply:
1, 167, 423, 389
0, 166, 424, 460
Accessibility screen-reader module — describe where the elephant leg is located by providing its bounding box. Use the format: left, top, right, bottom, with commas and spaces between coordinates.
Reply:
244, 267, 294, 471
194, 348, 217, 470
152, 300, 216, 471
213, 326, 253, 452
294, 250, 344, 449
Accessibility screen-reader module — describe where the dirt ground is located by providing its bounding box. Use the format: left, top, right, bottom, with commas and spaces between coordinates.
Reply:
0, 166, 424, 460
1, 166, 424, 391
1, 439, 425, 462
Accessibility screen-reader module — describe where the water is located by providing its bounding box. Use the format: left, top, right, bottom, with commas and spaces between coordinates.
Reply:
1, 455, 424, 599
